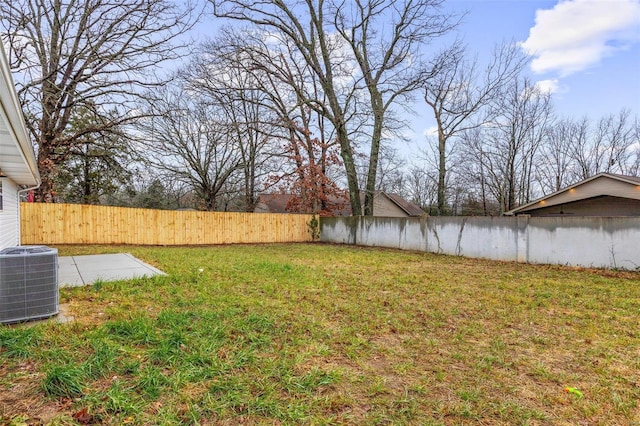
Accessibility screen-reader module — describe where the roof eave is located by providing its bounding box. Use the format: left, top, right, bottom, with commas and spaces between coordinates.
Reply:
504, 173, 640, 215
380, 191, 424, 217
0, 40, 40, 187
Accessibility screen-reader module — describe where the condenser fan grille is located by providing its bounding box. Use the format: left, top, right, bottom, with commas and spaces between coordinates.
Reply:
0, 246, 58, 324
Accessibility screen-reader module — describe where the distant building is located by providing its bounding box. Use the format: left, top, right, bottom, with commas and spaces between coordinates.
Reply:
254, 191, 425, 217
505, 173, 640, 216
371, 192, 426, 217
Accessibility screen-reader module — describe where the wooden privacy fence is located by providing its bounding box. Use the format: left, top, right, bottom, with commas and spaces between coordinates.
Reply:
20, 203, 314, 245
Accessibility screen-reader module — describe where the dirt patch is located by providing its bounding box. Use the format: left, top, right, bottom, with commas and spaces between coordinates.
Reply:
0, 361, 66, 424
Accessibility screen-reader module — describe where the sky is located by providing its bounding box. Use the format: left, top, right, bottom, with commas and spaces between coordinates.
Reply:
437, 0, 640, 119
190, 0, 640, 163
9, 0, 637, 150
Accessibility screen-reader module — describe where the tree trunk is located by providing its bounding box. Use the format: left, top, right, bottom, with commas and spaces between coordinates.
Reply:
507, 159, 516, 211
364, 104, 384, 216
437, 130, 447, 215
36, 143, 55, 202
325, 88, 360, 215
83, 153, 92, 203
205, 191, 216, 211
480, 160, 487, 216
339, 130, 361, 216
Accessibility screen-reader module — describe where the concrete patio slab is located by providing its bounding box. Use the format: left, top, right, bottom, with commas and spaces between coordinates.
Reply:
59, 253, 166, 287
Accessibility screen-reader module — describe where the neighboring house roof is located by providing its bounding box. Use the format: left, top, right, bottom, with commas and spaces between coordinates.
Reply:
504, 173, 640, 215
613, 173, 640, 184
0, 39, 39, 186
382, 192, 425, 217
255, 191, 424, 217
255, 194, 296, 214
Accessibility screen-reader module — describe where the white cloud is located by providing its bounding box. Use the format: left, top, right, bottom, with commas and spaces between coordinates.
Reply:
521, 0, 640, 76
535, 79, 560, 94
423, 126, 439, 138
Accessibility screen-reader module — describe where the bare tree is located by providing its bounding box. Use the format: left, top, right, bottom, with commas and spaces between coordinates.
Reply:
536, 117, 583, 193
211, 0, 457, 216
210, 0, 361, 214
404, 165, 438, 212
569, 109, 638, 179
256, 59, 349, 215
483, 77, 553, 212
136, 88, 242, 211
372, 145, 408, 196
457, 127, 496, 215
333, 0, 457, 215
533, 110, 640, 198
423, 42, 527, 214
629, 117, 640, 176
184, 39, 281, 211
0, 0, 196, 200
193, 30, 348, 213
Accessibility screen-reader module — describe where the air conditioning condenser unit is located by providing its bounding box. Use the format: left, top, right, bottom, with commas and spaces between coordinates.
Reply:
0, 246, 58, 324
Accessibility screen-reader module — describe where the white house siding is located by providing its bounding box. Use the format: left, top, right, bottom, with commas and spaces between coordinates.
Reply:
0, 177, 20, 249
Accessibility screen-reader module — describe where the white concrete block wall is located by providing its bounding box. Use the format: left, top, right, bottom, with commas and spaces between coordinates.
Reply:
0, 177, 19, 249
320, 217, 356, 245
526, 217, 640, 270
448, 217, 519, 261
397, 219, 428, 252
320, 216, 640, 270
357, 217, 424, 250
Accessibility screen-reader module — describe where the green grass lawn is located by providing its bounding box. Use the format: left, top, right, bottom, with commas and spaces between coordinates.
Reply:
1, 244, 638, 425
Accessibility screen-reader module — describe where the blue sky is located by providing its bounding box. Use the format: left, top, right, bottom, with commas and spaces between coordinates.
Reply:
408, 0, 640, 152
443, 0, 640, 120
195, 0, 639, 147
194, 0, 639, 123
